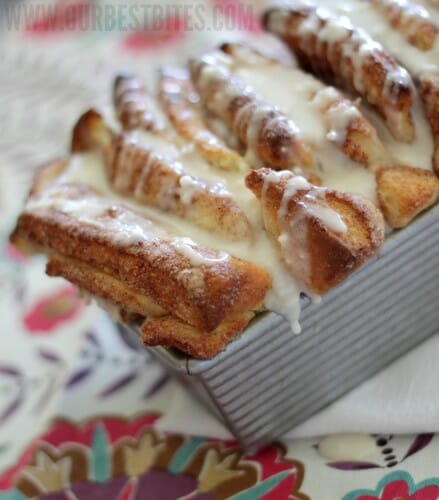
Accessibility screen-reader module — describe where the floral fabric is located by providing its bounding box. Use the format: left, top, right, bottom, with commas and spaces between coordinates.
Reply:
1, 1, 439, 498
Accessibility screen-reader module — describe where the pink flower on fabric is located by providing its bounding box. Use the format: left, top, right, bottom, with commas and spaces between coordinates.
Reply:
122, 16, 185, 52
23, 286, 83, 333
342, 471, 439, 500
41, 415, 161, 448
4, 243, 28, 263
26, 0, 90, 35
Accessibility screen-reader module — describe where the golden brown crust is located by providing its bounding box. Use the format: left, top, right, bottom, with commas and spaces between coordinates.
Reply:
375, 165, 439, 227
158, 68, 247, 172
110, 134, 251, 239
113, 74, 165, 132
246, 168, 385, 294
46, 248, 257, 359
190, 51, 316, 170
220, 42, 291, 66
140, 312, 254, 360
371, 0, 438, 51
263, 5, 415, 142
72, 109, 251, 239
46, 254, 167, 318
221, 42, 393, 170
71, 108, 112, 155
419, 75, 439, 177
315, 90, 392, 167
11, 32, 439, 360
11, 178, 270, 333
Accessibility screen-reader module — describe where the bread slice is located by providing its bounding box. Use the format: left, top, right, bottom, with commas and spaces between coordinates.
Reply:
113, 73, 166, 133
159, 67, 247, 172
72, 109, 251, 239
376, 165, 439, 227
246, 168, 385, 294
10, 160, 271, 334
220, 42, 392, 168
263, 4, 415, 142
190, 51, 316, 170
141, 312, 254, 360
371, 0, 438, 51
46, 254, 167, 319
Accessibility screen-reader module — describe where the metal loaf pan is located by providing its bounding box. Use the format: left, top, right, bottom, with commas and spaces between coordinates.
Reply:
143, 204, 439, 453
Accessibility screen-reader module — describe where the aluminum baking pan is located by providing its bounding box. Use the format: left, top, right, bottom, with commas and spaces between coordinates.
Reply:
141, 202, 439, 453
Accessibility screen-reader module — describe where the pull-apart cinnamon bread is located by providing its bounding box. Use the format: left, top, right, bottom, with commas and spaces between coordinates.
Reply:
11, 4, 439, 358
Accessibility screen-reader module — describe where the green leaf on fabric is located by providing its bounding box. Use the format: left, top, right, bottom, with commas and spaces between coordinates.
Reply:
168, 437, 206, 474
91, 423, 111, 483
0, 490, 26, 500
229, 470, 293, 500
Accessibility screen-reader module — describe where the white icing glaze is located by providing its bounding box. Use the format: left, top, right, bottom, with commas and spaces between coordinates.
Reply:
279, 175, 311, 218
177, 175, 229, 205
27, 187, 157, 246
325, 100, 361, 144
269, 3, 416, 104
195, 52, 306, 170
123, 128, 237, 208
261, 172, 347, 308
361, 92, 434, 169
129, 130, 180, 160
272, 174, 347, 234
316, 0, 439, 76
115, 78, 165, 130
306, 203, 348, 232
171, 237, 229, 266
383, 66, 412, 104
28, 195, 110, 219
264, 260, 303, 334
178, 175, 202, 205
378, 0, 431, 40
348, 30, 383, 92
34, 24, 438, 334
35, 153, 310, 332
233, 62, 379, 202
114, 77, 142, 99
235, 36, 434, 177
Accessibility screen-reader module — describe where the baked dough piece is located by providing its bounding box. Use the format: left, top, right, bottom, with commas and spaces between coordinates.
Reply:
419, 74, 439, 176
221, 43, 391, 167
263, 3, 416, 142
10, 160, 271, 339
46, 254, 167, 319
11, 29, 438, 359
72, 109, 251, 239
221, 43, 439, 228
190, 51, 316, 170
46, 255, 256, 359
158, 67, 247, 172
375, 164, 439, 226
371, 0, 438, 51
141, 312, 254, 360
246, 168, 385, 294
113, 73, 166, 132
